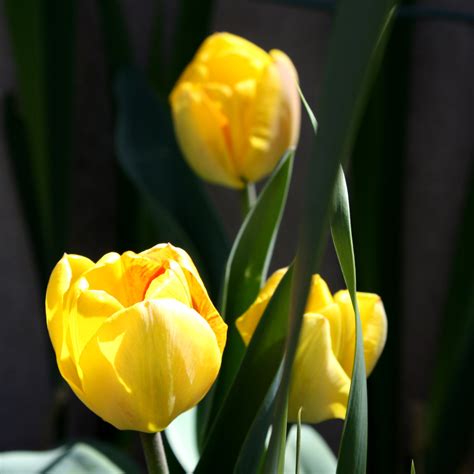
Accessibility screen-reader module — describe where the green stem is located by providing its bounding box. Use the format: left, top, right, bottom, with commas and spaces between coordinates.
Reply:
140, 432, 169, 474
241, 182, 257, 218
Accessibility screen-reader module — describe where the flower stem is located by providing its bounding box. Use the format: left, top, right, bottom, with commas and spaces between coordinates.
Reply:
241, 182, 257, 218
140, 432, 169, 474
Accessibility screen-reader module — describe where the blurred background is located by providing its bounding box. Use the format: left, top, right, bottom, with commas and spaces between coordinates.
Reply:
0, 0, 472, 472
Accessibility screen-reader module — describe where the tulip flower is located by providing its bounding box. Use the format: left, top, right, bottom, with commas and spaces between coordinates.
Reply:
236, 269, 387, 423
46, 243, 227, 433
170, 32, 301, 188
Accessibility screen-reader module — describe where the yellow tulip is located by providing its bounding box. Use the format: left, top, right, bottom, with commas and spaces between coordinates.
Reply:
170, 32, 301, 188
236, 269, 387, 423
46, 243, 227, 432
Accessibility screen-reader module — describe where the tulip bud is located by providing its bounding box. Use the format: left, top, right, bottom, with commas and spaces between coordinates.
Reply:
46, 244, 227, 432
170, 32, 301, 188
236, 269, 387, 423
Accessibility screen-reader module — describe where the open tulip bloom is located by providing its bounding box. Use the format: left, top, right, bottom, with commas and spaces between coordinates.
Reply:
46, 244, 227, 433
44, 30, 392, 474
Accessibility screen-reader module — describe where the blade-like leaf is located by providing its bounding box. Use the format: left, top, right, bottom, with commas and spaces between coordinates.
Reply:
4, 0, 76, 277
410, 460, 416, 474
165, 408, 199, 473
208, 150, 294, 430
331, 169, 367, 473
265, 0, 397, 472
0, 442, 140, 474
350, 13, 413, 471
284, 425, 337, 474
234, 363, 283, 474
195, 266, 294, 473
115, 68, 229, 296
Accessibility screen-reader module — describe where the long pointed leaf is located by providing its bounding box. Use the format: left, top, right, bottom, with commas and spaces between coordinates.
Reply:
331, 169, 367, 473
5, 0, 76, 277
195, 266, 294, 473
208, 151, 294, 430
265, 0, 397, 472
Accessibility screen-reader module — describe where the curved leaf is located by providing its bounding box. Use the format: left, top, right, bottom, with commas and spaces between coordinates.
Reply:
208, 151, 294, 427
264, 0, 397, 470
285, 425, 337, 474
165, 408, 199, 473
0, 442, 140, 474
195, 266, 294, 473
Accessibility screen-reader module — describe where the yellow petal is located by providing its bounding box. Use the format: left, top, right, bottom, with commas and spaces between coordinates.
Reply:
236, 268, 287, 344
170, 82, 243, 188
68, 289, 123, 368
145, 261, 191, 306
192, 32, 270, 85
82, 251, 163, 307
334, 291, 388, 376
143, 244, 227, 353
288, 313, 350, 423
305, 274, 334, 312
45, 254, 94, 392
270, 49, 301, 148
79, 299, 222, 432
240, 60, 286, 182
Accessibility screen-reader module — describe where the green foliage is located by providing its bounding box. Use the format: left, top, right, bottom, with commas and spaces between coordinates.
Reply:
331, 169, 367, 473
208, 151, 294, 427
263, 0, 398, 470
165, 408, 199, 473
196, 267, 294, 473
4, 0, 76, 280
0, 442, 140, 473
285, 424, 337, 474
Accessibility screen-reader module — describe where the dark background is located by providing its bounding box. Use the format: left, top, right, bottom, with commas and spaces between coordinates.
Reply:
0, 0, 473, 472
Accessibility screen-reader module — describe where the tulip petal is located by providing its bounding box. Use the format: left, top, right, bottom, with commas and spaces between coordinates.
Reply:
235, 268, 287, 344
68, 289, 123, 368
145, 262, 191, 306
79, 299, 222, 432
83, 251, 163, 307
171, 82, 243, 188
240, 60, 286, 182
194, 33, 269, 85
288, 313, 350, 423
144, 244, 227, 353
270, 49, 301, 148
334, 291, 388, 376
46, 255, 94, 391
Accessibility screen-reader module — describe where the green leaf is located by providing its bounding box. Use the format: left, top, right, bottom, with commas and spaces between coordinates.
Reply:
115, 68, 229, 296
0, 442, 140, 474
410, 460, 416, 474
331, 169, 367, 473
4, 0, 76, 276
425, 168, 474, 474
350, 14, 413, 471
195, 266, 294, 473
296, 408, 303, 474
165, 408, 199, 473
265, 0, 397, 471
207, 150, 294, 432
284, 425, 337, 474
